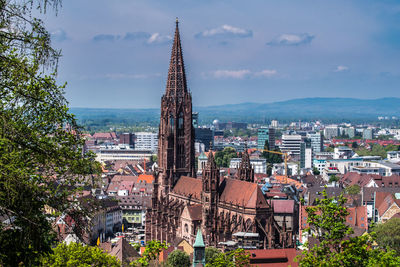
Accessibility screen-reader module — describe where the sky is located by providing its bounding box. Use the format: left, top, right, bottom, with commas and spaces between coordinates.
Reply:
40, 0, 400, 108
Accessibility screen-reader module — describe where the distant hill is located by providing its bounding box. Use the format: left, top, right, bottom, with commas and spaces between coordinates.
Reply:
71, 97, 400, 125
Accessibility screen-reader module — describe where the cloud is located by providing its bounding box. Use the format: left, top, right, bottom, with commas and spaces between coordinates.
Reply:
267, 33, 314, 46
147, 33, 172, 44
207, 69, 278, 79
195, 25, 253, 39
92, 31, 171, 45
51, 29, 68, 42
335, 65, 349, 72
213, 70, 251, 79
93, 34, 120, 42
123, 32, 151, 41
104, 73, 161, 79
254, 69, 278, 77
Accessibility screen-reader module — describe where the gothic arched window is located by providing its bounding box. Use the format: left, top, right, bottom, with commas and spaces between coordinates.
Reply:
178, 112, 184, 129
169, 114, 174, 133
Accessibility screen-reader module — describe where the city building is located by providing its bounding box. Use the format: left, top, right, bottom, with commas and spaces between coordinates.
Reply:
195, 128, 214, 151
134, 132, 158, 152
324, 126, 339, 140
280, 134, 302, 161
96, 149, 153, 162
229, 158, 267, 174
257, 127, 275, 150
270, 120, 278, 128
119, 133, 135, 147
363, 128, 373, 140
306, 132, 323, 154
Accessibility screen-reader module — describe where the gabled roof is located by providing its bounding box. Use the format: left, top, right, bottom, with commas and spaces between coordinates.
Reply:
272, 200, 294, 214
109, 238, 140, 264
219, 178, 269, 209
187, 204, 202, 221
172, 176, 202, 200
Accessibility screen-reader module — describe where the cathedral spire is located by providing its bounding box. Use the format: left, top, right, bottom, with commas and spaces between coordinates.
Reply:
166, 18, 187, 97
237, 144, 255, 182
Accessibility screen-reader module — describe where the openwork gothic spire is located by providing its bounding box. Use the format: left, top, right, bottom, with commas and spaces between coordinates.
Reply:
165, 18, 188, 97
237, 144, 254, 182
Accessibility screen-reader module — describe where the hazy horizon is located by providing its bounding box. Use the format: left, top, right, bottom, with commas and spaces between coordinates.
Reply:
40, 0, 400, 109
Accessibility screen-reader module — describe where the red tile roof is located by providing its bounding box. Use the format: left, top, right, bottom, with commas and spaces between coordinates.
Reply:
187, 204, 202, 221
138, 174, 154, 184
220, 178, 269, 209
172, 176, 202, 200
272, 200, 294, 214
247, 248, 299, 267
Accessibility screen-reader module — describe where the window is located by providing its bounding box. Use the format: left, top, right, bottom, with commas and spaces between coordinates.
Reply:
184, 224, 188, 233
349, 217, 352, 221
361, 217, 364, 221
361, 223, 365, 227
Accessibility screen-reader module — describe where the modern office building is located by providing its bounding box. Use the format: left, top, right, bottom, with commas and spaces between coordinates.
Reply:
307, 132, 323, 154
363, 128, 373, 140
281, 134, 302, 161
119, 133, 135, 147
134, 132, 158, 152
324, 126, 339, 140
96, 149, 153, 162
270, 120, 278, 128
257, 127, 275, 150
195, 128, 214, 151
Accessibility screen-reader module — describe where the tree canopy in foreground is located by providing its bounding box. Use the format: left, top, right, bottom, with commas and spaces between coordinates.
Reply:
298, 189, 400, 266
0, 0, 99, 265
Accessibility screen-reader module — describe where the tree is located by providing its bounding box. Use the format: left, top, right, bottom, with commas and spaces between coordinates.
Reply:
166, 250, 190, 267
374, 218, 400, 256
214, 147, 237, 167
313, 167, 320, 175
297, 189, 400, 266
130, 240, 168, 266
345, 184, 361, 196
329, 175, 340, 184
205, 248, 250, 267
205, 247, 222, 264
41, 242, 120, 266
352, 141, 358, 149
0, 0, 99, 265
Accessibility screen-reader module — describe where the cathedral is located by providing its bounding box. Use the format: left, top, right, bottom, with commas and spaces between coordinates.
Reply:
145, 20, 294, 249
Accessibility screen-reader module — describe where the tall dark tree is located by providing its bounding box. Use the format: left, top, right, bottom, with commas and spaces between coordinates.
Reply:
0, 0, 99, 265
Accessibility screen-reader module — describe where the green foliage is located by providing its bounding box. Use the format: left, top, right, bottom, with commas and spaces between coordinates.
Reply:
297, 189, 400, 266
166, 250, 190, 267
223, 128, 256, 138
374, 218, 400, 256
355, 144, 399, 159
345, 184, 361, 196
352, 141, 359, 149
214, 147, 237, 167
329, 175, 340, 183
205, 247, 222, 264
151, 155, 158, 164
41, 242, 120, 266
205, 248, 250, 267
130, 240, 168, 266
0, 0, 100, 265
326, 146, 335, 152
313, 167, 320, 175
261, 140, 283, 164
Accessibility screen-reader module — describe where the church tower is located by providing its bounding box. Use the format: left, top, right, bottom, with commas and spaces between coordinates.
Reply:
237, 145, 255, 182
201, 147, 219, 245
157, 19, 196, 197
